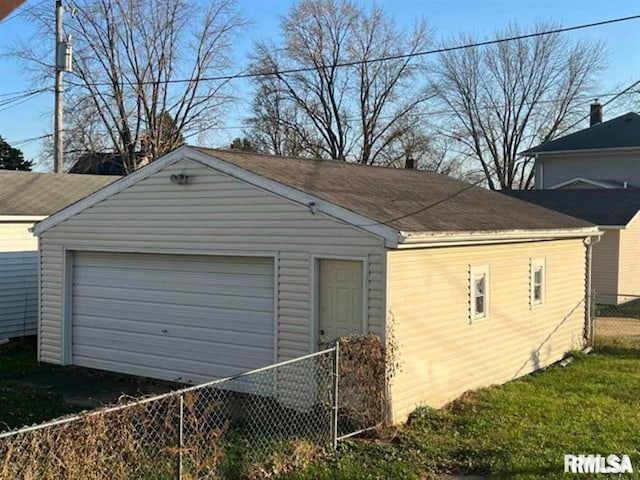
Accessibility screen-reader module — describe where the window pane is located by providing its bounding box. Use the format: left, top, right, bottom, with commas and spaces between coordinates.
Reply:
475, 276, 485, 295
534, 285, 542, 302
534, 267, 542, 285
475, 295, 484, 315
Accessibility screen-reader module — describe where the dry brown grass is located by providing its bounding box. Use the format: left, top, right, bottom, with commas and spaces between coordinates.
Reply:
0, 390, 230, 480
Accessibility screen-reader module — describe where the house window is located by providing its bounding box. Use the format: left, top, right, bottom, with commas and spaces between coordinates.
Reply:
531, 258, 546, 307
470, 265, 490, 322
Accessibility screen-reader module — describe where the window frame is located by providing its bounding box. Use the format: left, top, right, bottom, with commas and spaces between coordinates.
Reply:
530, 257, 546, 308
469, 264, 490, 323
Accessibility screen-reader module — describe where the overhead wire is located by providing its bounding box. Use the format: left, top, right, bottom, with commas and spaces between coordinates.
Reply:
68, 15, 640, 87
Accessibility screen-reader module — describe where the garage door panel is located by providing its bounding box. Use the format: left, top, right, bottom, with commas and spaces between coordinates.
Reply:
74, 265, 274, 290
72, 299, 273, 334
73, 317, 273, 348
72, 252, 275, 383
76, 252, 273, 273
73, 329, 273, 368
73, 285, 274, 311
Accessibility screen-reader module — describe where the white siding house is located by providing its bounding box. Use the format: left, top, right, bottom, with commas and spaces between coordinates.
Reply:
34, 147, 600, 422
0, 171, 115, 339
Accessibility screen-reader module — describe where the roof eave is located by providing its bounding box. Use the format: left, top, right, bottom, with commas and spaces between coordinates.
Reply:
0, 215, 48, 222
395, 227, 601, 249
521, 145, 640, 157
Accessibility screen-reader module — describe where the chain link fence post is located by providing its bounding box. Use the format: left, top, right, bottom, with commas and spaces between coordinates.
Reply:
332, 342, 339, 451
177, 392, 184, 480
591, 290, 597, 347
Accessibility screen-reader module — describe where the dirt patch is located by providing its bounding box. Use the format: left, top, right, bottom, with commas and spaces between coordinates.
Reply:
18, 367, 177, 409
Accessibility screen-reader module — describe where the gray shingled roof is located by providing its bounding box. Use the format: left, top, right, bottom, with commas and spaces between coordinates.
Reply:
504, 189, 640, 227
521, 112, 640, 156
197, 148, 594, 233
0, 170, 117, 216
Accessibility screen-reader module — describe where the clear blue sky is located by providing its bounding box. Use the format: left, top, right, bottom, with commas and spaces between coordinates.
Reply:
0, 0, 638, 170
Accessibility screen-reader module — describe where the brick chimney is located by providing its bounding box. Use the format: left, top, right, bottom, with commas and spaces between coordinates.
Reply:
405, 157, 415, 169
590, 101, 602, 127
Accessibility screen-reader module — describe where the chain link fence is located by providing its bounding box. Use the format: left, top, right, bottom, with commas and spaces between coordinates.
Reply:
591, 292, 640, 349
0, 347, 340, 480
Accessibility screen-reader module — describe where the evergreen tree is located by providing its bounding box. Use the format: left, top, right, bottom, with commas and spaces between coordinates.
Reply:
0, 136, 34, 171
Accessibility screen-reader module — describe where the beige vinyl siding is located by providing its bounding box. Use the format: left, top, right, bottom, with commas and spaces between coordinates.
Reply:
0, 222, 38, 338
591, 229, 620, 304
0, 222, 38, 251
386, 239, 586, 422
38, 159, 385, 364
618, 215, 640, 301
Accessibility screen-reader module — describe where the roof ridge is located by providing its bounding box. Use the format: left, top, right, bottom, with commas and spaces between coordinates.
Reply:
194, 146, 451, 176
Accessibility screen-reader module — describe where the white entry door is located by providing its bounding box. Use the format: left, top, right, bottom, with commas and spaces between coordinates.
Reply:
318, 259, 364, 345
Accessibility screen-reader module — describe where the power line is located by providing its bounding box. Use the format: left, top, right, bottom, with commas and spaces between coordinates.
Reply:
555, 79, 640, 136
71, 15, 640, 88
354, 78, 640, 229
0, 89, 49, 112
0, 87, 51, 98
7, 133, 53, 147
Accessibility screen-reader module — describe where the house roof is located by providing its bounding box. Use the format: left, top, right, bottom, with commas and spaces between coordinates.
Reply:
33, 146, 599, 245
521, 112, 640, 156
69, 152, 128, 175
196, 148, 594, 233
0, 170, 117, 216
504, 189, 640, 227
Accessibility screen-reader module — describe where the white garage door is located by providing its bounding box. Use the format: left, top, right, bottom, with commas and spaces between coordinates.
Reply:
71, 252, 275, 384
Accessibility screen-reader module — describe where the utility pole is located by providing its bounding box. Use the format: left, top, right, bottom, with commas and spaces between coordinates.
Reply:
54, 0, 72, 173
54, 0, 64, 173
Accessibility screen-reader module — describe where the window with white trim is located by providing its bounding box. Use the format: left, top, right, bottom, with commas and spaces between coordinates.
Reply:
530, 258, 546, 307
469, 265, 489, 322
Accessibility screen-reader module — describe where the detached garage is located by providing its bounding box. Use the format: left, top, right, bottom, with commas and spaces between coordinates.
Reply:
34, 146, 600, 422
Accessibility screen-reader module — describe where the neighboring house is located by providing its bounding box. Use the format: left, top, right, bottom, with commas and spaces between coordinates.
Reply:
506, 190, 640, 305
33, 147, 599, 422
0, 171, 116, 339
69, 152, 150, 175
523, 107, 640, 189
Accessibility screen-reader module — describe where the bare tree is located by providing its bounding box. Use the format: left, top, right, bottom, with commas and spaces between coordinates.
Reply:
19, 0, 246, 173
245, 76, 316, 157
432, 23, 605, 190
249, 0, 432, 164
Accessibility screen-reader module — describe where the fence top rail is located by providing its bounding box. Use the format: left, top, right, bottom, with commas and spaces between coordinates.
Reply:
0, 346, 337, 440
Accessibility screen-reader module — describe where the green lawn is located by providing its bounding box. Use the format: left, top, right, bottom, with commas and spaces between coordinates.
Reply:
288, 345, 640, 480
0, 339, 82, 430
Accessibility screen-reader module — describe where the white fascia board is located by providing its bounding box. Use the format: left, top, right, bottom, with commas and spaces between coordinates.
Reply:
396, 227, 602, 249
0, 215, 47, 222
32, 146, 400, 246
33, 146, 192, 236
184, 149, 400, 246
547, 177, 617, 190
525, 146, 640, 157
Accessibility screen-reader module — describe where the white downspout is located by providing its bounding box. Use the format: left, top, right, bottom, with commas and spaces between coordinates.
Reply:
584, 234, 602, 344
